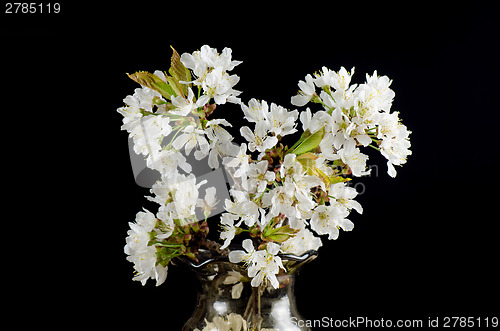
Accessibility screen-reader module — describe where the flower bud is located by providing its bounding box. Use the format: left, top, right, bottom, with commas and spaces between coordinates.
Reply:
250, 227, 260, 238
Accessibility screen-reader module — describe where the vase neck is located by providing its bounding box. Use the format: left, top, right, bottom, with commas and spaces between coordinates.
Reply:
179, 250, 317, 331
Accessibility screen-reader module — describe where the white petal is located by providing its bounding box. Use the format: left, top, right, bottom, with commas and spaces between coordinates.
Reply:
155, 265, 168, 286
196, 94, 210, 107
268, 274, 279, 289
240, 126, 255, 143
208, 150, 220, 169
231, 282, 244, 299
328, 227, 339, 240
339, 218, 354, 231
180, 53, 196, 69
356, 133, 372, 147
242, 239, 254, 253
187, 87, 194, 101
184, 139, 197, 155
262, 136, 278, 150
194, 149, 208, 160
247, 264, 259, 278
249, 271, 264, 287
225, 157, 240, 168
349, 200, 363, 214
291, 94, 310, 107
229, 251, 246, 263
172, 134, 189, 150
266, 242, 280, 255
387, 161, 397, 178
214, 94, 228, 105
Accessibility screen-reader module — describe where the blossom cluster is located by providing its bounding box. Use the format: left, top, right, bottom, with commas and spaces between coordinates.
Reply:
292, 67, 411, 177
118, 45, 411, 288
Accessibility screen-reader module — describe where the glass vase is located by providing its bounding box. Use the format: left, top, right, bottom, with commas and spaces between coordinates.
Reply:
176, 249, 317, 331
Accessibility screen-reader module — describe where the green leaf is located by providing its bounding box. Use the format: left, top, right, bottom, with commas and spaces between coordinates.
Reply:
165, 75, 183, 98
169, 46, 191, 96
127, 71, 174, 99
152, 80, 175, 99
288, 130, 309, 151
127, 71, 161, 87
262, 225, 299, 243
289, 128, 325, 155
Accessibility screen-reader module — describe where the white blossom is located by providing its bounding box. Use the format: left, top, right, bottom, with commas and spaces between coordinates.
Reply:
363, 70, 395, 112
299, 108, 329, 134
291, 74, 316, 107
222, 271, 245, 299
280, 228, 322, 256
220, 212, 239, 249
224, 143, 249, 178
229, 239, 256, 265
280, 154, 304, 180
172, 124, 210, 159
134, 86, 163, 112
124, 209, 156, 256
263, 180, 297, 219
200, 66, 242, 105
244, 160, 275, 193
147, 173, 207, 221
121, 112, 172, 158
170, 87, 205, 116
314, 66, 355, 92
169, 175, 207, 220
147, 148, 192, 177
266, 103, 298, 137
196, 187, 219, 218
241, 98, 269, 123
224, 189, 260, 227
240, 123, 278, 153
181, 45, 241, 82
205, 118, 233, 142
328, 182, 363, 214
247, 242, 285, 289
380, 130, 412, 177
230, 240, 285, 289
124, 209, 169, 286
310, 204, 353, 240
181, 45, 242, 105
376, 112, 412, 177
204, 119, 235, 169
338, 147, 371, 177
117, 94, 141, 130
319, 133, 341, 161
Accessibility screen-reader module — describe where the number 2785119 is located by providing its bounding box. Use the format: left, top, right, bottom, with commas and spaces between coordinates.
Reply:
5, 3, 60, 14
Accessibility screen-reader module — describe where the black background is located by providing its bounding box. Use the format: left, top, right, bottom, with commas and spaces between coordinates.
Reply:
3, 1, 499, 329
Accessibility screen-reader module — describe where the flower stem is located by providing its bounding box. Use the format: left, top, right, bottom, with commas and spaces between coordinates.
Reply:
242, 285, 264, 330
243, 290, 254, 321
252, 286, 263, 330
